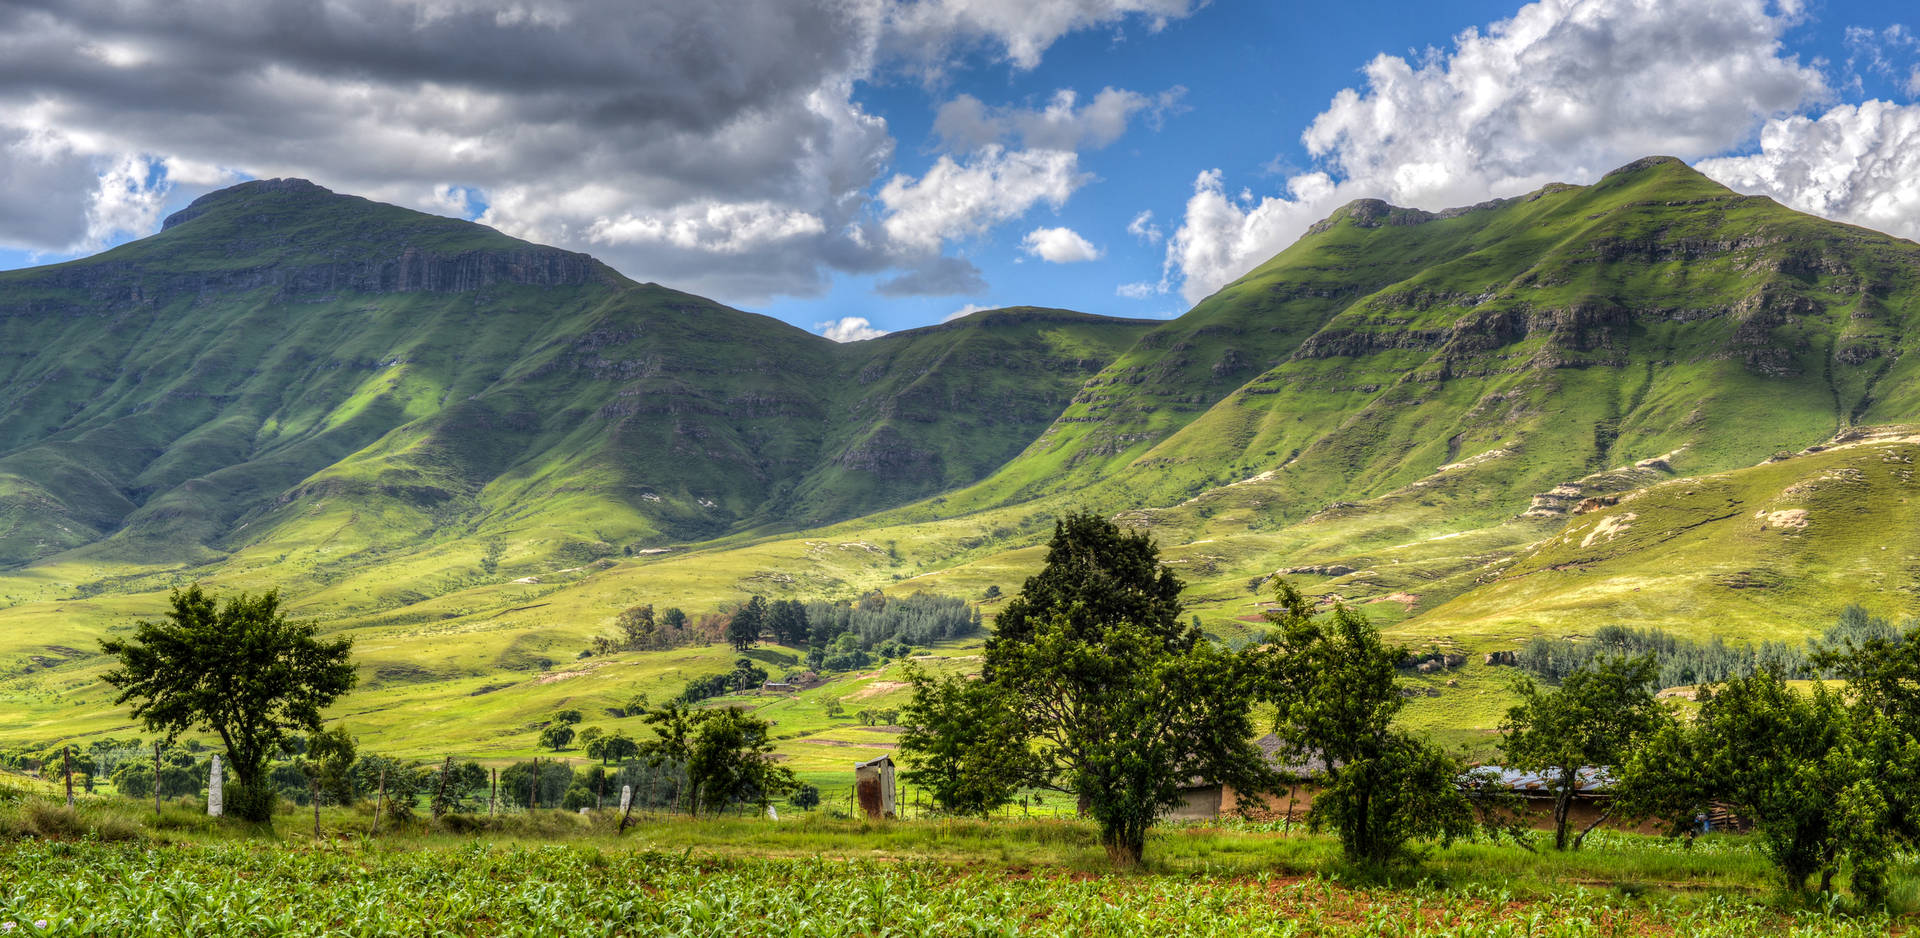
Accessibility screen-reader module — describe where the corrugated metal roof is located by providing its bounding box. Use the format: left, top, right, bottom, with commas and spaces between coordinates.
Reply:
1468, 765, 1616, 794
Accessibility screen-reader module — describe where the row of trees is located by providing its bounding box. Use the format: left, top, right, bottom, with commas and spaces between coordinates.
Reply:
1513, 607, 1908, 689
588, 592, 979, 671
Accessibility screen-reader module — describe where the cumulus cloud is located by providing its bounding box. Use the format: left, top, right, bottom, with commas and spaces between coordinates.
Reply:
1699, 99, 1920, 241
879, 145, 1089, 253
0, 0, 1200, 303
1164, 0, 1828, 303
816, 316, 889, 342
1126, 210, 1162, 244
1115, 281, 1160, 299
1021, 226, 1102, 262
934, 86, 1184, 152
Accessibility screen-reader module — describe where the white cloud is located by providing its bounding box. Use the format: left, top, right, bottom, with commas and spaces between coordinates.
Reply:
1164, 0, 1827, 303
878, 145, 1089, 253
1021, 226, 1102, 263
1126, 209, 1162, 244
934, 87, 1184, 152
0, 0, 1203, 303
943, 302, 993, 322
886, 0, 1202, 71
816, 316, 889, 342
1115, 281, 1160, 299
1699, 99, 1920, 241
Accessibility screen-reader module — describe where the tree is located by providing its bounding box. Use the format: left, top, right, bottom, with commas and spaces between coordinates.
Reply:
661, 607, 688, 634
599, 730, 640, 764
303, 724, 358, 806
903, 513, 1274, 867
540, 723, 576, 751
551, 709, 584, 725
790, 783, 821, 810
768, 599, 810, 646
638, 702, 793, 815
986, 513, 1185, 656
617, 604, 656, 649
1260, 580, 1471, 865
898, 667, 1031, 817
100, 586, 356, 824
1500, 654, 1670, 850
1618, 669, 1919, 901
578, 726, 605, 748
623, 693, 650, 717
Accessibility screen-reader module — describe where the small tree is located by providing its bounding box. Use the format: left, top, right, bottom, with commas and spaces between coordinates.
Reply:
639, 702, 793, 815
1261, 580, 1470, 865
899, 667, 1031, 817
578, 726, 605, 748
540, 723, 576, 751
1500, 654, 1669, 850
551, 709, 584, 725
100, 586, 356, 824
623, 693, 650, 717
728, 596, 769, 651
790, 783, 821, 810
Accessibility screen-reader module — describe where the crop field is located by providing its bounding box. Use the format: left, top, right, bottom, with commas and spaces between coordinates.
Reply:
0, 835, 1906, 936
0, 790, 1913, 937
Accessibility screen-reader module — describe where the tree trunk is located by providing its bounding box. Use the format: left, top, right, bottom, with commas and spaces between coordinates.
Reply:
1552, 769, 1574, 851
1102, 824, 1146, 869
1570, 802, 1615, 851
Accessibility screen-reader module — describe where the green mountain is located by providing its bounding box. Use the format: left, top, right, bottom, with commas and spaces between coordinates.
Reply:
0, 179, 1152, 582
6, 156, 1920, 761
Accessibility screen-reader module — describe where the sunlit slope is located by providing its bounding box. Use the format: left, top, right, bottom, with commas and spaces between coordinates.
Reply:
0, 181, 1149, 588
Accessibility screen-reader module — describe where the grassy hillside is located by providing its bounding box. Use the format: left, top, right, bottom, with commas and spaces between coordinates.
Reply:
4, 157, 1920, 764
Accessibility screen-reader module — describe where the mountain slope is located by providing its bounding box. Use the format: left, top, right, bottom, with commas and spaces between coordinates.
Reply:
0, 180, 1150, 578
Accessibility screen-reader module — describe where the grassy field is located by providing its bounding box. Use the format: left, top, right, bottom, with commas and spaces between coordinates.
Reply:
0, 787, 1911, 935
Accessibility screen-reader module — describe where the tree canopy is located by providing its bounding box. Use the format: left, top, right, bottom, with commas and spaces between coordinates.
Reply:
100, 585, 356, 823
1501, 654, 1670, 850
903, 512, 1273, 867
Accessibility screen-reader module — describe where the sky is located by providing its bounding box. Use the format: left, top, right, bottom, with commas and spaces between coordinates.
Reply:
2, 0, 1918, 342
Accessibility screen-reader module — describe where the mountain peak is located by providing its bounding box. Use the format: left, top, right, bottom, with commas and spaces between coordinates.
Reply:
161, 177, 335, 230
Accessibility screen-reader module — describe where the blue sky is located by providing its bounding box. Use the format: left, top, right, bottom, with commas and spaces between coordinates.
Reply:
3, 1, 1918, 340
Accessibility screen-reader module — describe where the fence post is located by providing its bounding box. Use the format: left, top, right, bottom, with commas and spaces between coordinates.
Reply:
63, 747, 74, 808
529, 757, 539, 811
153, 742, 162, 816
371, 767, 386, 836
489, 768, 498, 817
312, 776, 321, 839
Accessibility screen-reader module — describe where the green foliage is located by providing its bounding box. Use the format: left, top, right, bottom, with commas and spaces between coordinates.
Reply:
898, 667, 1030, 817
99, 586, 356, 823
550, 710, 583, 726
1500, 654, 1669, 850
1619, 669, 1920, 901
729, 596, 769, 651
539, 724, 576, 752
987, 513, 1185, 654
1518, 626, 1808, 688
910, 514, 1272, 867
1262, 579, 1471, 865
638, 702, 793, 815
788, 784, 821, 810
498, 760, 572, 809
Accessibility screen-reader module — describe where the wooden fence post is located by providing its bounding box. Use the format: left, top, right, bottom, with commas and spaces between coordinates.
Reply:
371, 767, 386, 836
489, 768, 497, 817
529, 757, 539, 811
153, 742, 162, 816
63, 747, 74, 808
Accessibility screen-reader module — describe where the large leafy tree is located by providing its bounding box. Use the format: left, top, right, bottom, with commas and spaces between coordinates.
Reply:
1500, 653, 1670, 850
903, 512, 1274, 867
986, 512, 1185, 654
1619, 669, 1920, 901
1260, 580, 1471, 865
100, 586, 356, 824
